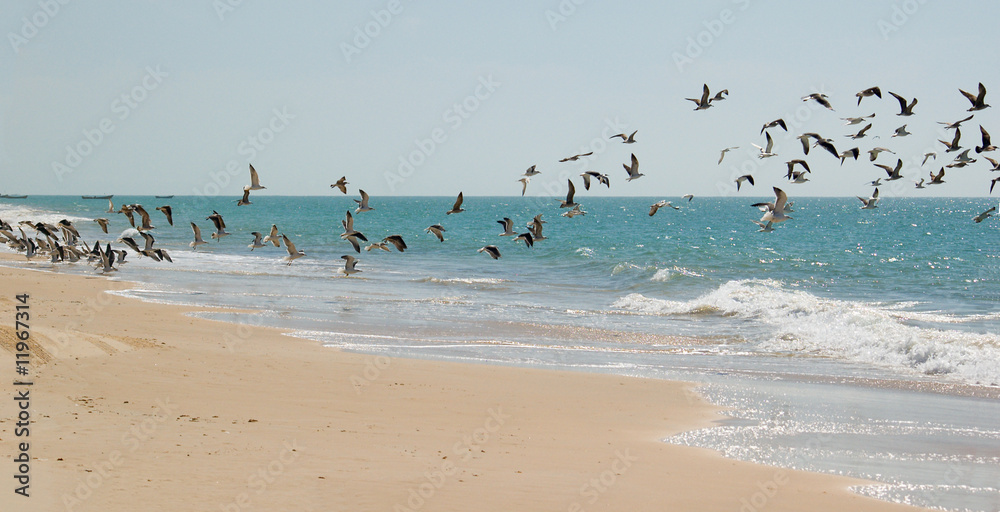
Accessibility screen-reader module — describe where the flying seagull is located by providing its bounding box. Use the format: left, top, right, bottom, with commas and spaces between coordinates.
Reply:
735, 174, 755, 191
711, 89, 729, 102
761, 119, 787, 134
802, 92, 833, 110
960, 82, 990, 111
648, 200, 679, 216
106, 199, 115, 214
855, 87, 881, 105
785, 159, 810, 177
497, 217, 517, 236
685, 84, 713, 110
522, 165, 540, 177
938, 114, 974, 130
939, 128, 962, 152
922, 152, 937, 166
559, 180, 578, 208
248, 164, 266, 190
623, 153, 643, 181
330, 176, 348, 194
340, 255, 361, 275
425, 224, 446, 242
610, 131, 637, 143
263, 224, 281, 246
991, 176, 1000, 194
354, 189, 374, 213
189, 222, 208, 249
752, 132, 777, 158
580, 171, 610, 190
868, 147, 895, 161
889, 92, 917, 116
756, 187, 792, 223
560, 151, 594, 162
248, 232, 265, 251
848, 123, 872, 139
155, 205, 173, 226
858, 188, 880, 209
718, 146, 739, 164
478, 245, 501, 259
876, 159, 905, 181
133, 204, 155, 232
513, 232, 534, 247
93, 218, 110, 233
518, 177, 530, 196
383, 235, 407, 252
914, 178, 926, 189
973, 206, 996, 223
207, 211, 229, 240
682, 194, 694, 202
365, 242, 390, 252
842, 114, 875, 125
986, 156, 1000, 171
281, 234, 305, 265
928, 168, 946, 185
751, 220, 774, 232
561, 205, 586, 218
446, 192, 465, 214
892, 125, 911, 137
976, 125, 997, 153
236, 186, 252, 206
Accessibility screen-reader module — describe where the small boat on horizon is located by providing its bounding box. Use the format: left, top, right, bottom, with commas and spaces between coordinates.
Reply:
82, 195, 113, 199
154, 195, 174, 198
0, 194, 27, 199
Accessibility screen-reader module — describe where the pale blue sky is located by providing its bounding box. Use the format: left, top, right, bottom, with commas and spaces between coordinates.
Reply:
2, 1, 999, 197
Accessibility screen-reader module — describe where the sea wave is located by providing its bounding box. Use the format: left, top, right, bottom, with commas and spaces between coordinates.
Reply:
613, 279, 1000, 386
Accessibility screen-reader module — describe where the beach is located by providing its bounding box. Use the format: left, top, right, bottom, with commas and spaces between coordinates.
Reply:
0, 258, 928, 511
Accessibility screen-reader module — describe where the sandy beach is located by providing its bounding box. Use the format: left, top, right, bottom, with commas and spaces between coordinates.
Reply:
0, 259, 929, 512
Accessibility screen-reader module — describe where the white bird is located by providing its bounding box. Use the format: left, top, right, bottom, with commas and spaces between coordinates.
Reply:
207, 211, 229, 240
789, 171, 810, 183
341, 254, 361, 275
938, 114, 973, 130
868, 178, 883, 187
648, 200, 679, 216
425, 224, 446, 242
855, 87, 881, 105
842, 113, 875, 125
561, 205, 586, 218
354, 189, 374, 213
518, 177, 530, 196
281, 234, 305, 265
858, 188, 880, 209
682, 194, 694, 202
497, 218, 517, 236
263, 224, 281, 246
922, 152, 937, 166
973, 206, 996, 223
478, 245, 501, 259
761, 119, 787, 134
914, 178, 926, 189
802, 92, 833, 110
106, 199, 115, 214
986, 156, 1000, 171
751, 220, 774, 232
892, 125, 911, 137
868, 147, 895, 161
248, 163, 266, 190
559, 151, 594, 162
848, 123, 872, 139
623, 153, 643, 181
189, 222, 208, 249
526, 214, 546, 241
756, 187, 792, 223
248, 232, 265, 250
718, 147, 739, 164
365, 241, 390, 252
446, 192, 465, 214
752, 132, 777, 158
735, 174, 754, 191
522, 165, 540, 177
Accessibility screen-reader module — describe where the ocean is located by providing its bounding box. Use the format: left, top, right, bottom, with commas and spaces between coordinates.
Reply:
2, 194, 999, 511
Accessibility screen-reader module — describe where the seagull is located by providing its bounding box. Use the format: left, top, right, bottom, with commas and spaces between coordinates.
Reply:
561, 205, 586, 218
960, 82, 990, 111
685, 84, 713, 110
991, 176, 1000, 194
365, 242, 390, 252
580, 171, 610, 190
788, 171, 810, 184
248, 232, 265, 250
814, 138, 839, 158
976, 125, 997, 153
986, 156, 1000, 171
892, 125, 911, 137
97, 243, 117, 273
207, 211, 229, 240
855, 87, 881, 105
497, 218, 517, 236
889, 92, 917, 116
938, 114, 974, 130
133, 204, 155, 231
446, 192, 465, 214
711, 89, 729, 102
757, 187, 792, 223
248, 164, 266, 190
559, 180, 578, 208
330, 176, 349, 194
106, 199, 115, 214
735, 174, 755, 191
189, 222, 208, 249
928, 168, 946, 185
973, 206, 996, 223
785, 159, 810, 177
139, 231, 159, 258
354, 189, 374, 213
340, 255, 361, 275
340, 210, 368, 253
914, 178, 926, 189
263, 225, 280, 246
154, 249, 173, 263
623, 153, 643, 181
93, 218, 110, 233
383, 235, 407, 252
527, 215, 546, 241
876, 159, 905, 181
796, 133, 824, 154
752, 132, 777, 158
751, 220, 774, 232
718, 146, 739, 164
513, 232, 534, 247
477, 245, 501, 259
848, 123, 872, 139
522, 165, 540, 177
761, 119, 787, 134
560, 151, 594, 162
609, 130, 637, 143
682, 194, 694, 201
868, 147, 895, 161
802, 92, 833, 110
155, 205, 173, 226
954, 148, 977, 164
648, 200, 679, 216
280, 234, 305, 265
118, 204, 135, 227
922, 152, 937, 166
858, 188, 880, 209
425, 224, 446, 242
236, 186, 252, 206
868, 178, 883, 187
518, 177, 530, 196
842, 114, 875, 125
939, 128, 962, 152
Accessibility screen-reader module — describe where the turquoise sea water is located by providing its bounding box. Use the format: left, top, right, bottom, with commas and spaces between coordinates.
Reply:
2, 194, 999, 511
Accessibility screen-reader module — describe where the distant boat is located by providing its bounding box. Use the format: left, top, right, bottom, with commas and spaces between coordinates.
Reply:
82, 195, 113, 199
0, 194, 27, 199
154, 195, 174, 198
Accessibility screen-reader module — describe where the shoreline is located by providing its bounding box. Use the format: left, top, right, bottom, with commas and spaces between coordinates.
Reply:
0, 259, 928, 511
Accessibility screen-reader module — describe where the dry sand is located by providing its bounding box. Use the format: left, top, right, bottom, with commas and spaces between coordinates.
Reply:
0, 260, 926, 511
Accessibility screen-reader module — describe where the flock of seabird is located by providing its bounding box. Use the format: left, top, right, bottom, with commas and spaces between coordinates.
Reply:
2, 81, 999, 274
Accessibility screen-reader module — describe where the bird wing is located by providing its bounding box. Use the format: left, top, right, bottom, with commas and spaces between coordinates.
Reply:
566, 179, 576, 202
765, 132, 774, 152
453, 192, 464, 210
700, 83, 710, 104
282, 235, 297, 255
889, 92, 908, 113
250, 164, 261, 186
772, 187, 788, 213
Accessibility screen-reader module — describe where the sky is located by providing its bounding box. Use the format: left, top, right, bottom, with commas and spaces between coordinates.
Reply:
2, 1, 1000, 198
